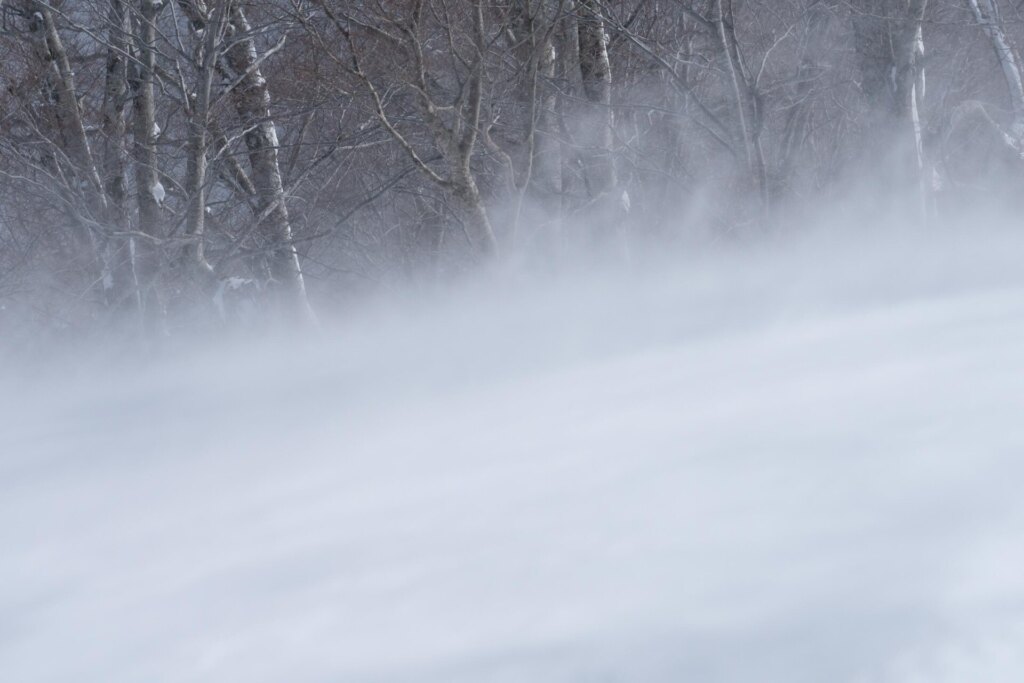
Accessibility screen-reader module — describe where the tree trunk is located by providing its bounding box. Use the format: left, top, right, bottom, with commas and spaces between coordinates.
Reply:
223, 3, 313, 318
22, 1, 109, 291
130, 0, 165, 329
851, 0, 929, 216
576, 0, 616, 199
966, 0, 1024, 147
716, 0, 769, 213
26, 2, 107, 209
780, 0, 834, 187
501, 0, 559, 245
852, 0, 928, 125
100, 0, 137, 311
182, 2, 225, 275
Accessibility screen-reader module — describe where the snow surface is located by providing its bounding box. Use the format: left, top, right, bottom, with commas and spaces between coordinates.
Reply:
4, 228, 1024, 682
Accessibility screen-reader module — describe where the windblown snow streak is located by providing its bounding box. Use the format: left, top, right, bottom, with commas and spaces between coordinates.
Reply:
3, 230, 1024, 682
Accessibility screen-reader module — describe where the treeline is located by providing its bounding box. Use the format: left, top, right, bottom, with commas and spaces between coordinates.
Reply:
1, 0, 1022, 330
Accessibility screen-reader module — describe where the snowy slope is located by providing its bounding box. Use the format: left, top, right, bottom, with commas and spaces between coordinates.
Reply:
4, 229, 1024, 682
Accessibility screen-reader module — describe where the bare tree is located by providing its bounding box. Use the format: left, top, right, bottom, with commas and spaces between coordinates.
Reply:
575, 0, 616, 200
129, 0, 165, 328
309, 0, 499, 255
3, 0, 1024, 332
99, 0, 137, 310
851, 0, 929, 215
965, 0, 1024, 153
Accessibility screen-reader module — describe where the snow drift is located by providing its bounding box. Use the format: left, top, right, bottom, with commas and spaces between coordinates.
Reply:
3, 226, 1024, 682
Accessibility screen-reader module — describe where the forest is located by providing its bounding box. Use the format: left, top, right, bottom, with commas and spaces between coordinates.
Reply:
2, 0, 1023, 334
7, 3, 1024, 682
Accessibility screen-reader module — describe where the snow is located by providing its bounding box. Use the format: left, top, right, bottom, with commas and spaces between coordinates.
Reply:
150, 180, 165, 204
212, 276, 257, 319
3, 227, 1024, 682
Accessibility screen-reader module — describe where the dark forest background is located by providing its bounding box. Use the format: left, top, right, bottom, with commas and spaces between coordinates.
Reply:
2, 0, 1022, 333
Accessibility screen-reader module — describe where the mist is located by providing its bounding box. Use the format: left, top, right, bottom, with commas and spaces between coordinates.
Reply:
4, 217, 1024, 682
6, 0, 1024, 679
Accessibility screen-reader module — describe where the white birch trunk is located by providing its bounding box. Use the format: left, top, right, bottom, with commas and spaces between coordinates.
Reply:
851, 0, 929, 219
100, 0, 138, 311
27, 2, 107, 210
223, 3, 312, 318
129, 0, 164, 328
966, 0, 1024, 147
22, 1, 110, 294
181, 2, 225, 275
716, 0, 769, 212
575, 0, 616, 199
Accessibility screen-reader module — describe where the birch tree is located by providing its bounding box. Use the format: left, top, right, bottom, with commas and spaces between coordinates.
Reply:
99, 0, 137, 310
575, 0, 616, 202
4, 0, 1024, 329
851, 0, 929, 215
129, 0, 165, 327
223, 3, 312, 315
964, 0, 1024, 155
307, 0, 499, 256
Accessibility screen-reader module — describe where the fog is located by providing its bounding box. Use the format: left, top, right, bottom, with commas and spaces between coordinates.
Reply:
3, 1, 1022, 678
3, 223, 1024, 682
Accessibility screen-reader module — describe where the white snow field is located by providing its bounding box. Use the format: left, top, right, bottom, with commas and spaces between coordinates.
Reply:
4, 227, 1024, 682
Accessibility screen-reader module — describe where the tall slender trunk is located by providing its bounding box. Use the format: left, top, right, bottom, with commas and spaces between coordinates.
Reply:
966, 0, 1024, 145
101, 0, 130, 222
26, 2, 108, 210
100, 0, 137, 310
851, 0, 929, 218
23, 1, 109, 287
780, 1, 833, 185
852, 0, 928, 124
716, 0, 769, 212
444, 0, 497, 256
503, 0, 558, 244
554, 3, 582, 236
131, 0, 161, 235
573, 0, 630, 257
900, 0, 930, 221
130, 0, 164, 327
182, 2, 225, 275
576, 0, 616, 198
224, 3, 313, 318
